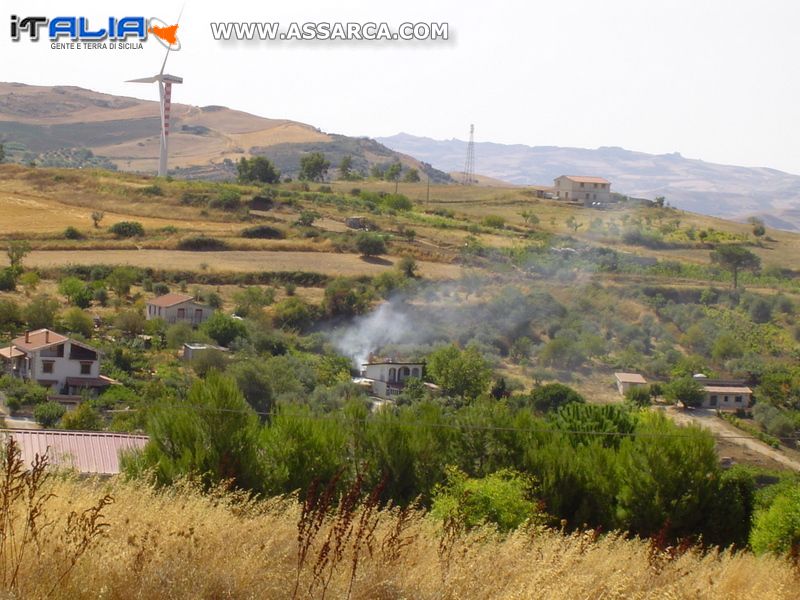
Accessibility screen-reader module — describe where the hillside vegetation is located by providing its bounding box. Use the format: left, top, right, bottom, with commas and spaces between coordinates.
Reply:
3, 162, 800, 586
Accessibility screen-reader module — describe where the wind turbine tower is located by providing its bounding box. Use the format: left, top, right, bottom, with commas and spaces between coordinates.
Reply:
462, 124, 475, 185
127, 17, 183, 177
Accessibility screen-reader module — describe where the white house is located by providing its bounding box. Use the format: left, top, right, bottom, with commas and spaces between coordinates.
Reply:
614, 372, 647, 396
0, 329, 115, 399
145, 293, 214, 326
697, 378, 753, 411
554, 176, 612, 206
360, 360, 430, 400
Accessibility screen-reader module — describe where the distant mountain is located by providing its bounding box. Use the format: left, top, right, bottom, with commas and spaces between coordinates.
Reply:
377, 133, 800, 231
0, 83, 450, 182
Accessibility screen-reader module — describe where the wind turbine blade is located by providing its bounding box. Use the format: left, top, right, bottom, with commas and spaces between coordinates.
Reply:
127, 76, 160, 83
159, 4, 185, 76
159, 46, 171, 75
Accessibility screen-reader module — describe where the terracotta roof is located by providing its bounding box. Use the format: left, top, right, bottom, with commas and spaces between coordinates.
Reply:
0, 346, 25, 359
703, 386, 753, 395
615, 372, 647, 384
146, 293, 196, 308
0, 430, 148, 475
12, 329, 68, 352
559, 176, 611, 184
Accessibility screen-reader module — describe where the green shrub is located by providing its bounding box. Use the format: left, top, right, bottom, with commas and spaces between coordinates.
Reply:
202, 312, 248, 347
60, 402, 102, 431
240, 225, 285, 239
177, 236, 229, 251
141, 184, 163, 196
624, 385, 651, 407
750, 485, 800, 556
529, 383, 585, 413
482, 215, 506, 229
209, 189, 242, 211
431, 468, 540, 532
64, 226, 84, 240
0, 268, 16, 292
33, 401, 66, 428
381, 193, 413, 211
109, 221, 145, 238
272, 297, 315, 330
355, 232, 387, 257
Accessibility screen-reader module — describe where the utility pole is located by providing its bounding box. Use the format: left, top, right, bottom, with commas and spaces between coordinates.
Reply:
426, 174, 431, 204
461, 124, 475, 185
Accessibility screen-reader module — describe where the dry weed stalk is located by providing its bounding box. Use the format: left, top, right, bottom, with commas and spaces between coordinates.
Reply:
291, 472, 390, 600
0, 437, 113, 598
380, 502, 420, 564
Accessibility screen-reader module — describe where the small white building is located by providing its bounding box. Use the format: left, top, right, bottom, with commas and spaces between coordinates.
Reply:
360, 360, 428, 400
614, 372, 647, 396
146, 293, 214, 326
554, 176, 612, 206
699, 380, 753, 411
182, 343, 229, 361
0, 329, 115, 399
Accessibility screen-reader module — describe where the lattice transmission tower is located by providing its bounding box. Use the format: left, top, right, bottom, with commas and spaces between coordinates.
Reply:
461, 124, 475, 185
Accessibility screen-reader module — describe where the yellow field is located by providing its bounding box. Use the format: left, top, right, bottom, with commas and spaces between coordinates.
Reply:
0, 249, 463, 279
3, 165, 800, 278
5, 476, 796, 599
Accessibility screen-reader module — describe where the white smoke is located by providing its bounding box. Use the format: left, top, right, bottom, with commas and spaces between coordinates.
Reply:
333, 302, 414, 369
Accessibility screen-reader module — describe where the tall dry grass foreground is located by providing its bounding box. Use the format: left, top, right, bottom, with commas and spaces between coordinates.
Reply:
1, 462, 797, 599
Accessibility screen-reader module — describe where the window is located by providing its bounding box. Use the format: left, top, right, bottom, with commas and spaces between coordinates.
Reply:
80, 362, 92, 375
709, 395, 718, 407
177, 308, 186, 319
42, 361, 54, 374
580, 182, 585, 188
723, 395, 729, 403
735, 395, 743, 403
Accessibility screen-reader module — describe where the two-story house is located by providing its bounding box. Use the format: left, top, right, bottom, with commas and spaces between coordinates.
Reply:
0, 329, 115, 399
358, 359, 438, 400
554, 176, 612, 206
145, 293, 214, 326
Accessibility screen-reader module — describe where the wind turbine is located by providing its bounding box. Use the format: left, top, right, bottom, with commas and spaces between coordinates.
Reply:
127, 13, 183, 177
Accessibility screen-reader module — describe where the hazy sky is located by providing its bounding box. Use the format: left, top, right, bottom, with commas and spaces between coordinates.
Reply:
3, 1, 799, 173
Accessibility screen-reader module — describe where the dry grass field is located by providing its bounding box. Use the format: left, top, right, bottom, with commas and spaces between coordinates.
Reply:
4, 474, 797, 600
0, 249, 462, 279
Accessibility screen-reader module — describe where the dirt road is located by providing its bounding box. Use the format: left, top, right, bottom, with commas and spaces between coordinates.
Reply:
666, 407, 800, 472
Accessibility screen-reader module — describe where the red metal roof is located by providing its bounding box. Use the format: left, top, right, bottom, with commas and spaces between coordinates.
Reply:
146, 293, 196, 308
0, 430, 148, 475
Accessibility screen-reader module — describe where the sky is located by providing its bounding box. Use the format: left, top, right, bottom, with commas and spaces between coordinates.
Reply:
2, 0, 800, 174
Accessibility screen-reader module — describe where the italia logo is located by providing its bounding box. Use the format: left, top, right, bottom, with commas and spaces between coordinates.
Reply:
10, 15, 180, 46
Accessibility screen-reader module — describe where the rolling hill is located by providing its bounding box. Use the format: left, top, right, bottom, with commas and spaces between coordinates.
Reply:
0, 83, 449, 182
377, 133, 800, 232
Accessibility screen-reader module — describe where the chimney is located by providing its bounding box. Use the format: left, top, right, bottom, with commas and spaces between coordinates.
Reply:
45, 330, 49, 343
25, 331, 30, 343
